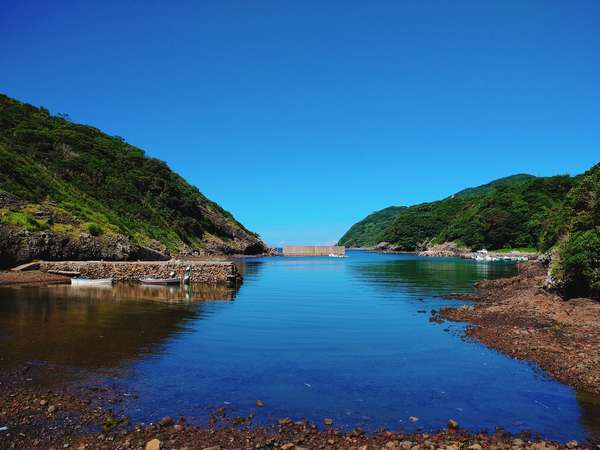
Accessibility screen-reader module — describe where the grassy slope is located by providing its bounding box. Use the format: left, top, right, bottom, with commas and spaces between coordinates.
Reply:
0, 94, 262, 254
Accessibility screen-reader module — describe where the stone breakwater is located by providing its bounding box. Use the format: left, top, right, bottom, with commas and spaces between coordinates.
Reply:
38, 260, 240, 283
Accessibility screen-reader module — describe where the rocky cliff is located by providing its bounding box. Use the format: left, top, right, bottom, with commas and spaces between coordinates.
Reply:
0, 94, 266, 268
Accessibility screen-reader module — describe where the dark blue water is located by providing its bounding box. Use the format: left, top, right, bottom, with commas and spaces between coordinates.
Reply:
1, 251, 598, 441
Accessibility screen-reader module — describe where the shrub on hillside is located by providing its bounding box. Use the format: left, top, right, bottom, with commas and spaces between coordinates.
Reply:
86, 222, 103, 236
552, 228, 600, 298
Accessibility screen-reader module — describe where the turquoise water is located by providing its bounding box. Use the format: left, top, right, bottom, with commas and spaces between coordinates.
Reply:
1, 251, 598, 441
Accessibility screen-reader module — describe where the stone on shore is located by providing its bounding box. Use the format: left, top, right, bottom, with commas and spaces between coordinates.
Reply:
145, 438, 161, 450
159, 416, 174, 427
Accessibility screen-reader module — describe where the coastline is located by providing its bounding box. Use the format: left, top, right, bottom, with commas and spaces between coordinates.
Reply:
349, 244, 538, 261
0, 269, 70, 286
1, 256, 598, 448
0, 364, 592, 449
434, 262, 600, 395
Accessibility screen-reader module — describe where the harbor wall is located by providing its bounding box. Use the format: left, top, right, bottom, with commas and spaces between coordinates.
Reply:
282, 246, 345, 256
38, 260, 239, 283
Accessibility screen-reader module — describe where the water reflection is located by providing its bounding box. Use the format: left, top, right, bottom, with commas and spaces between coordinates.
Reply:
0, 253, 598, 442
0, 282, 239, 369
59, 282, 239, 303
348, 256, 517, 295
236, 259, 267, 278
577, 391, 600, 442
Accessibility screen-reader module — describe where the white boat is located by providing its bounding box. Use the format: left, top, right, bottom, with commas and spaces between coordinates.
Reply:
328, 254, 346, 258
71, 277, 113, 286
140, 277, 179, 285
140, 266, 192, 285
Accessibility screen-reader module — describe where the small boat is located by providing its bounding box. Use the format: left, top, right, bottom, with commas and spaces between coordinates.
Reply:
71, 277, 113, 286
140, 273, 180, 285
328, 254, 347, 258
140, 267, 192, 285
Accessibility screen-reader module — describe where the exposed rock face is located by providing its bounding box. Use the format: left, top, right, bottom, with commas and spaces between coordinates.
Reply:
375, 241, 391, 250
374, 241, 404, 252
0, 190, 267, 268
417, 241, 470, 257
194, 202, 267, 255
0, 94, 269, 267
0, 220, 267, 269
0, 225, 169, 269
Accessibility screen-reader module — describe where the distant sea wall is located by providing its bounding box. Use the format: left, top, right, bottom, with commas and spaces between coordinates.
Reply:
38, 260, 240, 283
282, 246, 345, 256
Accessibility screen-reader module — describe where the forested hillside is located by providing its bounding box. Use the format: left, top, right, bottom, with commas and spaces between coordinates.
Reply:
339, 166, 600, 298
0, 94, 266, 267
338, 206, 405, 247
546, 163, 600, 298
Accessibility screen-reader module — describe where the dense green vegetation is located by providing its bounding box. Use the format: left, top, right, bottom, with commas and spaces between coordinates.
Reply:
548, 164, 600, 298
338, 206, 405, 247
0, 94, 263, 255
340, 174, 572, 250
339, 166, 600, 298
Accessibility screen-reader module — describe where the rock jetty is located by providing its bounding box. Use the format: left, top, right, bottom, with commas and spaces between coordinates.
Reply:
33, 260, 241, 283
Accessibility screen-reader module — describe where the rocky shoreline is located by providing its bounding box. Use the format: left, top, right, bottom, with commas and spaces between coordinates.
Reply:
368, 242, 537, 261
0, 365, 594, 450
434, 262, 600, 395
1, 259, 599, 448
0, 269, 70, 286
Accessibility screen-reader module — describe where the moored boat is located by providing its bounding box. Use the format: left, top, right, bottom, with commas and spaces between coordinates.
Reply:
140, 276, 180, 285
140, 267, 192, 285
71, 277, 113, 286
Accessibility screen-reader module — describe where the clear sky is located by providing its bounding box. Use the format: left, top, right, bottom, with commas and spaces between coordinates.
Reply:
1, 1, 599, 246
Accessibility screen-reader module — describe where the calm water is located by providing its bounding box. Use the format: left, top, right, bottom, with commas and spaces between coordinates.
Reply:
1, 251, 598, 442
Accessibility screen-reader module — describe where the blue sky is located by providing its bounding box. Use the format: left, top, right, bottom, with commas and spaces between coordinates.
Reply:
1, 1, 599, 246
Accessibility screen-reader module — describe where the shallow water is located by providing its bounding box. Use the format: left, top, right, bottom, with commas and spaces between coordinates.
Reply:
0, 251, 598, 441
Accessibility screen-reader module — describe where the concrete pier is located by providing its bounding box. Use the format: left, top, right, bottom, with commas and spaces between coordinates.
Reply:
282, 245, 345, 256
38, 260, 240, 283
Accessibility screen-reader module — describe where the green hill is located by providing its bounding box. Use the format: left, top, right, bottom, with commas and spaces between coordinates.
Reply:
339, 165, 600, 298
338, 206, 406, 247
340, 174, 569, 251
0, 94, 266, 268
382, 174, 574, 251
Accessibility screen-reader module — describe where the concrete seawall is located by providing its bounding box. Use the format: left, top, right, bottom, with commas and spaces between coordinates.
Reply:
282, 246, 345, 256
38, 260, 240, 283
